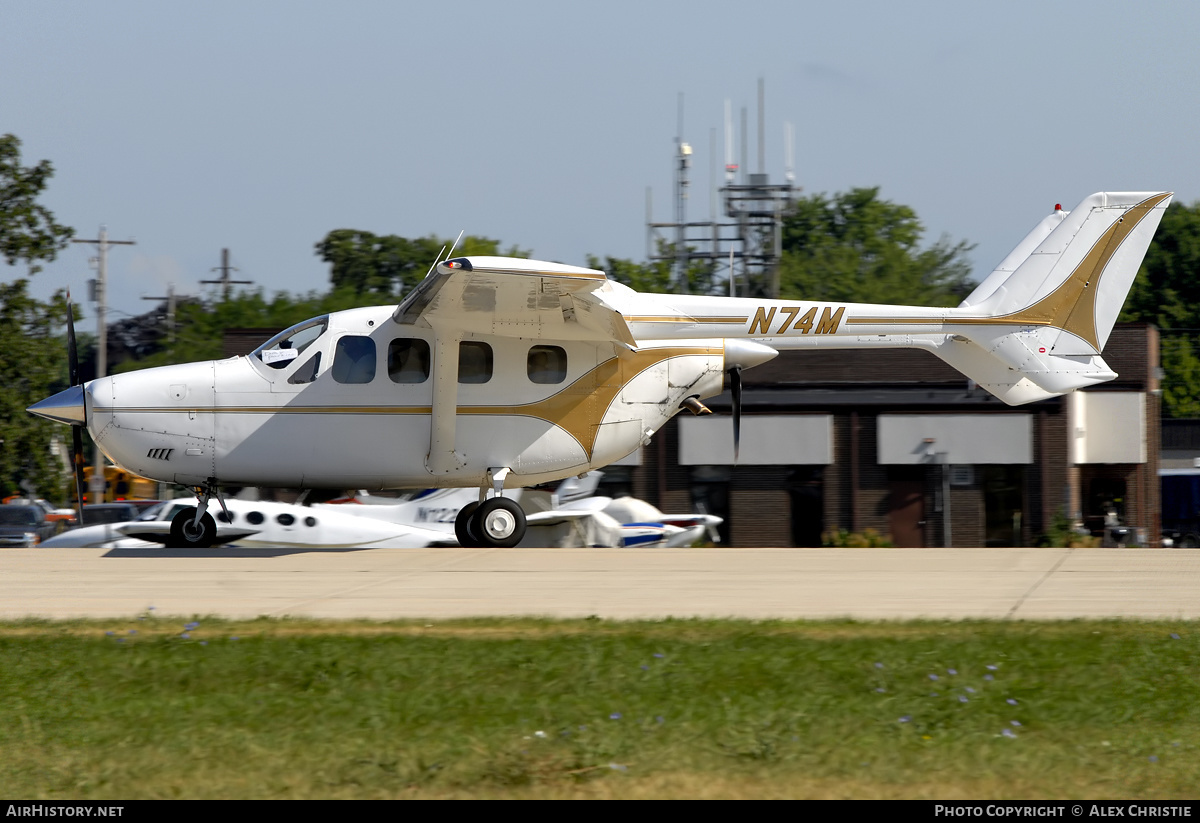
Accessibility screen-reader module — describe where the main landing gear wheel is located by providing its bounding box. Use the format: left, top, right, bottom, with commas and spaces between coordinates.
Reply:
454, 501, 480, 547
474, 497, 526, 548
169, 507, 217, 548
454, 498, 526, 548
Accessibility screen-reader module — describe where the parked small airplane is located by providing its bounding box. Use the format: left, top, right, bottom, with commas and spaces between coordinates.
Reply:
39, 497, 458, 549
29, 192, 1171, 548
316, 478, 723, 548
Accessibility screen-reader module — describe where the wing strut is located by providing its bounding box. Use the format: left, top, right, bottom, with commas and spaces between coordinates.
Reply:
425, 324, 468, 476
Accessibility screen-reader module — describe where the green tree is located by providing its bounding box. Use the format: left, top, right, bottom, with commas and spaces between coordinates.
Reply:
777, 188, 974, 306
589, 244, 719, 295
0, 135, 74, 499
1118, 200, 1200, 417
0, 282, 71, 499
1159, 337, 1200, 419
1121, 200, 1200, 329
0, 135, 74, 275
315, 231, 529, 296
117, 286, 379, 372
587, 255, 672, 292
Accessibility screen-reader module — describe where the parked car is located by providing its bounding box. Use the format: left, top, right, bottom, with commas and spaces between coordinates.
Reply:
79, 503, 142, 526
2, 496, 76, 531
0, 504, 57, 547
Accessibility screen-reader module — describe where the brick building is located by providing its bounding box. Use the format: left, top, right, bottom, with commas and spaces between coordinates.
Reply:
224, 325, 1160, 547
602, 324, 1161, 547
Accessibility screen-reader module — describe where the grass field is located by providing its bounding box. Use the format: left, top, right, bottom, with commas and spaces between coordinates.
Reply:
1, 616, 1197, 799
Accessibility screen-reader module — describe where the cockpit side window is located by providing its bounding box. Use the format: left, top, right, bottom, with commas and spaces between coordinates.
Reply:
288, 353, 322, 385
332, 336, 376, 384
389, 338, 430, 383
253, 316, 329, 370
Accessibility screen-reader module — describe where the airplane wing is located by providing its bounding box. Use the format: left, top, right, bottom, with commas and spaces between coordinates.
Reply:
521, 508, 625, 548
116, 522, 256, 547
393, 256, 636, 347
525, 509, 605, 527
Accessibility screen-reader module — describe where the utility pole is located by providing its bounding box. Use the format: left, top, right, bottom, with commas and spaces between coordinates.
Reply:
201, 248, 252, 300
72, 226, 135, 504
142, 284, 177, 344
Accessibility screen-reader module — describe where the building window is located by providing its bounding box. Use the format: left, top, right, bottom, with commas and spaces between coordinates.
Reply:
527, 345, 567, 384
332, 336, 376, 384
459, 341, 493, 384
389, 338, 430, 383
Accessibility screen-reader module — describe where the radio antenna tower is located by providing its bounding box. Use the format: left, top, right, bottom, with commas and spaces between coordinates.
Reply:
648, 78, 800, 299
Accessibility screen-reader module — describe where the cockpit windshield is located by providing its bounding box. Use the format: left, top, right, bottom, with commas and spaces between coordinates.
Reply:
252, 316, 329, 369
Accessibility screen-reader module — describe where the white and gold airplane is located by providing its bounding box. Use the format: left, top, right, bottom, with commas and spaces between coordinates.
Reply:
29, 191, 1171, 547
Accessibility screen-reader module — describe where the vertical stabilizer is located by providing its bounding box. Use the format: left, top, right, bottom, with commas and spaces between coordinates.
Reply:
968, 192, 1172, 354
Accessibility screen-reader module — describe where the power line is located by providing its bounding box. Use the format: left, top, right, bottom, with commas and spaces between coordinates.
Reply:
142, 284, 177, 344
200, 248, 253, 300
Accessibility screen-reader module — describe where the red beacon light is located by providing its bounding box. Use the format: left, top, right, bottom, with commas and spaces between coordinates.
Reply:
1055, 203, 1062, 211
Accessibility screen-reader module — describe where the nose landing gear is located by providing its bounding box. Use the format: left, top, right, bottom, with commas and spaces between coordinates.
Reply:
168, 480, 230, 548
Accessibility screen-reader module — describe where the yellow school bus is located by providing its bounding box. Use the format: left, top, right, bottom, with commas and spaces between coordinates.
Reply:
77, 466, 159, 504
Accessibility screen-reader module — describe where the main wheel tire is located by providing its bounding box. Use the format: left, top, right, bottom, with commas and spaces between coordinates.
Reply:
169, 507, 217, 548
473, 497, 526, 548
454, 501, 481, 548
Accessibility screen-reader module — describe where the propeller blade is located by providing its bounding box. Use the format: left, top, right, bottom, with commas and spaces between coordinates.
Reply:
730, 366, 742, 463
66, 292, 79, 387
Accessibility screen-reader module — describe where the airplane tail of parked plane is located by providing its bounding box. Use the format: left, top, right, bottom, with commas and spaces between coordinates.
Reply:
926, 191, 1172, 404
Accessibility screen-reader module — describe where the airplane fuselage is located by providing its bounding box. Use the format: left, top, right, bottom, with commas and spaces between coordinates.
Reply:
85, 303, 731, 491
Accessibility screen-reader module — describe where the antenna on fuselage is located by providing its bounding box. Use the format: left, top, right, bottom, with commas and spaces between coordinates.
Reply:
423, 246, 448, 279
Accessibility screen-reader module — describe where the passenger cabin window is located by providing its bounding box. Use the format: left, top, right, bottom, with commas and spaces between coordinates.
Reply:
254, 316, 328, 370
458, 341, 493, 384
528, 345, 567, 384
389, 338, 430, 383
332, 336, 376, 384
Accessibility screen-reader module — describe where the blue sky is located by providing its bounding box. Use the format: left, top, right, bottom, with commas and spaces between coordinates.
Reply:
3, 0, 1196, 322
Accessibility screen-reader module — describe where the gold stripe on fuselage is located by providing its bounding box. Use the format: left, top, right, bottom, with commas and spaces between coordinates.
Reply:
625, 315, 748, 324
108, 346, 721, 460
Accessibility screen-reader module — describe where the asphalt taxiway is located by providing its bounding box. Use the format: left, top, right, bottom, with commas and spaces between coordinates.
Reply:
2, 547, 1199, 621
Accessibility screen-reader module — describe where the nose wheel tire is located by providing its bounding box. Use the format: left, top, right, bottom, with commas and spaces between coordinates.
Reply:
169, 507, 217, 548
454, 498, 526, 548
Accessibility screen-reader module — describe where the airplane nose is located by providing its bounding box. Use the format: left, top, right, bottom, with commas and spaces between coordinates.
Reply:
27, 384, 87, 425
